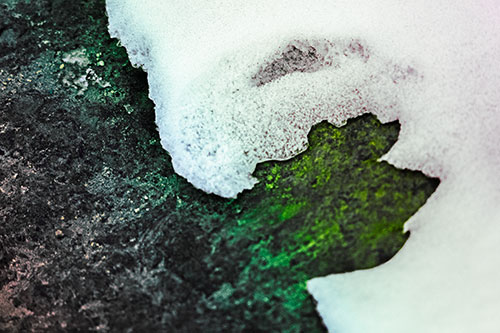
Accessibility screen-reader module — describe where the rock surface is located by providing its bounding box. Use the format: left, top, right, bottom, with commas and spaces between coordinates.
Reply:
0, 0, 437, 331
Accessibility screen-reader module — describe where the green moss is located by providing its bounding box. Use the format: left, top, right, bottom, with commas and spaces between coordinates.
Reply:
279, 202, 305, 221
187, 116, 438, 331
115, 113, 438, 331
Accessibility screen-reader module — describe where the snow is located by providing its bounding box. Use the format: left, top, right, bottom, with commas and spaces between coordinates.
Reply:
106, 0, 500, 331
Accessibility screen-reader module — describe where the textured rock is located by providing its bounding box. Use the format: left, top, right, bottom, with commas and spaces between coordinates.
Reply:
0, 1, 436, 331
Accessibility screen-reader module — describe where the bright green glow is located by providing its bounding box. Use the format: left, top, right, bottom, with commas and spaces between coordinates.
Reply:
199, 116, 437, 331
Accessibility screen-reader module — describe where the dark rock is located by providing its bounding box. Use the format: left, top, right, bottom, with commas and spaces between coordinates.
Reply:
0, 0, 438, 332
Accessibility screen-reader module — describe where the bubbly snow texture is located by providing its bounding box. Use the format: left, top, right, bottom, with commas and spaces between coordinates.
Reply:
106, 0, 500, 332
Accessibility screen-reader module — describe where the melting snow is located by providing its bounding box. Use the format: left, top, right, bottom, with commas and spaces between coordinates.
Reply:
106, 0, 500, 331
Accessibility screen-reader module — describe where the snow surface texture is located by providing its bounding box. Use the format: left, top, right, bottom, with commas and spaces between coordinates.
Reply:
106, 1, 500, 332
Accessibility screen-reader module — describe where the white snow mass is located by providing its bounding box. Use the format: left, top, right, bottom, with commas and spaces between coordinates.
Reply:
106, 0, 500, 332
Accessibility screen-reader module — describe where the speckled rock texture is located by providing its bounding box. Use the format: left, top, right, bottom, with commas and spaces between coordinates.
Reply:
0, 1, 438, 331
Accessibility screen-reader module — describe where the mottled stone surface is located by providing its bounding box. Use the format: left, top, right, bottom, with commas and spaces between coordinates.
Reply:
0, 1, 438, 332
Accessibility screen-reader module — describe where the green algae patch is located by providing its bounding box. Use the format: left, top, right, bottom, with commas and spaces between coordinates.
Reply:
200, 115, 438, 331
108, 113, 438, 332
